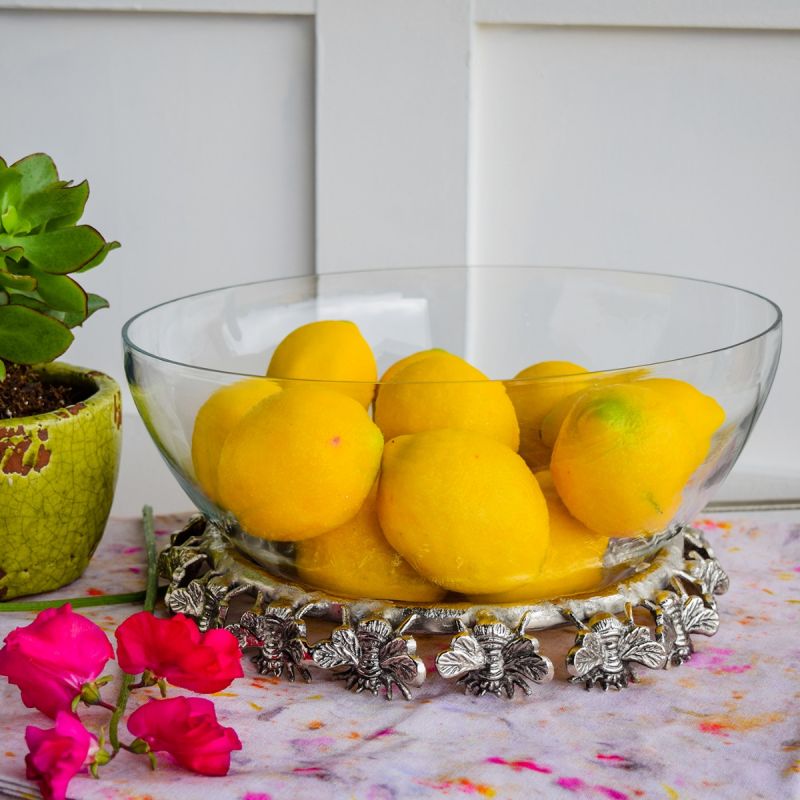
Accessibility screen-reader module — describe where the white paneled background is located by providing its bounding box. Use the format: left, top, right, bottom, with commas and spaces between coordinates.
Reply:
1, 0, 797, 513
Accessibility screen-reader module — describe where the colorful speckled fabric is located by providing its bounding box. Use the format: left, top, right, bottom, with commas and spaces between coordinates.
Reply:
0, 512, 798, 800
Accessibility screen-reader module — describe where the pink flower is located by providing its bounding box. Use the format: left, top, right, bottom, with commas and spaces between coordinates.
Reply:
0, 605, 114, 718
25, 711, 97, 800
115, 612, 243, 693
127, 696, 241, 776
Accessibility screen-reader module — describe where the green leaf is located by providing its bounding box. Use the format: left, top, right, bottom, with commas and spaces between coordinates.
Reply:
1, 205, 32, 236
29, 269, 87, 315
0, 359, 5, 381
0, 305, 73, 364
0, 225, 105, 274
0, 165, 22, 225
9, 292, 50, 312
19, 181, 89, 231
0, 289, 7, 305
0, 242, 23, 261
86, 292, 109, 317
11, 153, 59, 195
77, 239, 121, 273
0, 268, 36, 291
59, 293, 109, 328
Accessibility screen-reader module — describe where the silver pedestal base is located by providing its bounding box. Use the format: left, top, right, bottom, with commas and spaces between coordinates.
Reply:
157, 518, 728, 699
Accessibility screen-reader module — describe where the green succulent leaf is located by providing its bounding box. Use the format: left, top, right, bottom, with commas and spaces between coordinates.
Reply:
11, 153, 59, 195
76, 239, 121, 273
0, 305, 74, 364
0, 225, 106, 274
0, 242, 24, 261
1, 205, 32, 236
59, 294, 108, 328
86, 292, 109, 317
19, 181, 89, 231
29, 268, 87, 315
0, 165, 22, 226
0, 153, 117, 366
8, 293, 49, 311
0, 267, 37, 292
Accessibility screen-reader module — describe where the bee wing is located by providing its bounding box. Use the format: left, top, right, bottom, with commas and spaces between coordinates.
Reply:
312, 627, 361, 670
226, 623, 260, 650
166, 581, 206, 617
502, 636, 553, 683
618, 625, 666, 669
379, 637, 423, 685
567, 632, 605, 677
682, 596, 720, 636
435, 633, 486, 679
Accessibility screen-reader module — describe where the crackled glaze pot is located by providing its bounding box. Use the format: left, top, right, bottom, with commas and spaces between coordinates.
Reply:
0, 364, 121, 599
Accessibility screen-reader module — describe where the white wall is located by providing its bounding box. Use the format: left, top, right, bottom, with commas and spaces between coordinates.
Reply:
2, 0, 797, 513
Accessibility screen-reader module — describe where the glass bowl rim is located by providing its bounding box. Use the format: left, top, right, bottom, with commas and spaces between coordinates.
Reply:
121, 264, 783, 384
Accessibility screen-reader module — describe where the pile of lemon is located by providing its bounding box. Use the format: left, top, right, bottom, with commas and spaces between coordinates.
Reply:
191, 321, 724, 603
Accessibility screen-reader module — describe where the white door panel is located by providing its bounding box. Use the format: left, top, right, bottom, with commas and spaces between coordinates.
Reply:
471, 23, 800, 482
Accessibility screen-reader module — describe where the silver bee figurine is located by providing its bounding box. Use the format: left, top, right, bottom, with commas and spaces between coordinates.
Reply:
311, 612, 425, 700
165, 575, 232, 631
436, 613, 553, 698
641, 587, 719, 667
683, 526, 717, 560
227, 602, 312, 682
679, 552, 730, 609
565, 605, 666, 690
157, 519, 210, 590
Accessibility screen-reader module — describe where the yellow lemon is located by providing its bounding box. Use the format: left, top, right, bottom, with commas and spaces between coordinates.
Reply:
374, 352, 519, 450
191, 378, 282, 502
218, 386, 383, 541
471, 471, 608, 603
376, 348, 447, 398
505, 361, 590, 471
267, 320, 377, 407
539, 390, 586, 450
377, 429, 549, 594
295, 486, 446, 602
551, 384, 699, 537
636, 378, 725, 457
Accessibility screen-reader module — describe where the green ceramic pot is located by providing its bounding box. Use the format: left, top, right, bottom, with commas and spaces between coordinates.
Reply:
0, 364, 121, 599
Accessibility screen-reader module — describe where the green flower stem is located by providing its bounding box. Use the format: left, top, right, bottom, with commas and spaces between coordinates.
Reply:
109, 505, 160, 756
0, 592, 147, 612
108, 673, 134, 755
142, 504, 158, 614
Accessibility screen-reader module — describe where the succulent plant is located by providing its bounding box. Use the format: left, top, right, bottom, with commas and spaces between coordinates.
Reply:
0, 153, 119, 380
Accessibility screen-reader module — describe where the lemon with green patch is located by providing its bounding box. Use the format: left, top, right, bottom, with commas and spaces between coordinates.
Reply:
551, 384, 700, 537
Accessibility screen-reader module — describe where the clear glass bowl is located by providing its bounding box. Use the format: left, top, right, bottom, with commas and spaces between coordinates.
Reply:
122, 266, 781, 605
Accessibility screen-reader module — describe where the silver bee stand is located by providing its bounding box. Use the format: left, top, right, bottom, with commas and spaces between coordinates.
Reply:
157, 517, 728, 700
